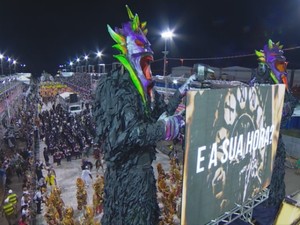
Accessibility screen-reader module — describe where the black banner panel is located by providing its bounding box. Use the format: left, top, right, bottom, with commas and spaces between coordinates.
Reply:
181, 84, 285, 225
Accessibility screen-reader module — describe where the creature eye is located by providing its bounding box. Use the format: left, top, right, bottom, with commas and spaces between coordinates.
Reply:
135, 39, 144, 47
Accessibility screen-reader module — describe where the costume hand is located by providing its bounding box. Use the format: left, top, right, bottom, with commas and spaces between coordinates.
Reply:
178, 74, 196, 96
158, 111, 168, 121
161, 114, 185, 141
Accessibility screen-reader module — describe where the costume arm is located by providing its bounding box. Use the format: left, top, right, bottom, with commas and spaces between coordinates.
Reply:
166, 90, 183, 116
151, 88, 183, 119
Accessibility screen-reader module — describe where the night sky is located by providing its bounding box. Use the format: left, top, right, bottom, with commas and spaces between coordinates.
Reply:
1, 0, 300, 76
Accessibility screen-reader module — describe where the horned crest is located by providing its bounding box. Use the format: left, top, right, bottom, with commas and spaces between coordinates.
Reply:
107, 5, 148, 55
126, 5, 148, 35
255, 39, 284, 62
106, 5, 150, 108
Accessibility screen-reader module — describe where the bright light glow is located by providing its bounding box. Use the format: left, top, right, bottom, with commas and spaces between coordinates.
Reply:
7, 57, 11, 62
0, 54, 3, 59
173, 79, 178, 84
96, 51, 102, 58
161, 30, 174, 39
84, 55, 88, 60
76, 58, 80, 62
69, 61, 73, 66
13, 60, 16, 65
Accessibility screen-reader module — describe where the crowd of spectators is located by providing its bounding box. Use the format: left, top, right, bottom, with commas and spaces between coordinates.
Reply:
0, 80, 41, 224
38, 101, 99, 166
0, 73, 103, 224
56, 73, 94, 102
0, 81, 26, 118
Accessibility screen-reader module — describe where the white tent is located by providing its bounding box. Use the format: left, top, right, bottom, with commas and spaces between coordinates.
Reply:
17, 73, 31, 84
59, 91, 74, 100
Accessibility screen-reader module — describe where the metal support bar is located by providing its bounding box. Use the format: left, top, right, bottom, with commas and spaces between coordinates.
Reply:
207, 188, 270, 225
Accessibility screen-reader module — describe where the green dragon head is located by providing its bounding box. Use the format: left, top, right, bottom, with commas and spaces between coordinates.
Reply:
107, 5, 154, 105
255, 39, 288, 89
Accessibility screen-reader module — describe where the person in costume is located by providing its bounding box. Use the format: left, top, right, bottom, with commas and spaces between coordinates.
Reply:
93, 5, 197, 225
233, 40, 299, 225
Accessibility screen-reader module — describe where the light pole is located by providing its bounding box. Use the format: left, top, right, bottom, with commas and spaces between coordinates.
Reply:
0, 54, 4, 75
76, 58, 80, 73
7, 57, 12, 75
96, 51, 102, 74
84, 55, 88, 73
161, 30, 174, 93
69, 61, 74, 72
13, 60, 17, 74
3, 80, 11, 119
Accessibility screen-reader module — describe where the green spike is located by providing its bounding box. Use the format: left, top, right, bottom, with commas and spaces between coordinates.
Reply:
270, 72, 279, 84
279, 45, 283, 50
132, 14, 140, 31
114, 54, 146, 105
276, 41, 280, 46
141, 21, 147, 30
268, 39, 273, 49
143, 28, 148, 36
107, 24, 125, 45
255, 50, 264, 57
126, 5, 134, 20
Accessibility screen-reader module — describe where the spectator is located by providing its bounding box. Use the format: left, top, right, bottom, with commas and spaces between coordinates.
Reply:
20, 193, 30, 211
43, 147, 50, 166
81, 158, 93, 170
95, 158, 103, 173
53, 150, 63, 166
45, 170, 57, 189
38, 176, 47, 190
18, 215, 29, 225
83, 144, 90, 157
7, 189, 18, 217
35, 161, 44, 180
21, 204, 30, 220
73, 145, 81, 159
81, 166, 92, 187
2, 198, 15, 225
33, 187, 43, 214
65, 148, 72, 162
15, 162, 23, 179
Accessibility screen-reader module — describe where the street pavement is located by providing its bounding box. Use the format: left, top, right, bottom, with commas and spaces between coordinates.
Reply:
34, 140, 300, 225
34, 140, 173, 224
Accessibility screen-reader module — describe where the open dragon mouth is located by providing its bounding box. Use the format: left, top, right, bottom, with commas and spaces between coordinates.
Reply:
141, 55, 153, 80
275, 61, 289, 89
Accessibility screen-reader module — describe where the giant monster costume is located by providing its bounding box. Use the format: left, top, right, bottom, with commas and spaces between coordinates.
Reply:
233, 40, 299, 225
93, 6, 194, 225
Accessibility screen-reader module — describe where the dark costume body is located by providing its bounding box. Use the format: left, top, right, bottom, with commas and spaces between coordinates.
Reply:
93, 69, 182, 225
251, 41, 298, 225
94, 5, 214, 224
234, 40, 299, 225
249, 87, 298, 225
